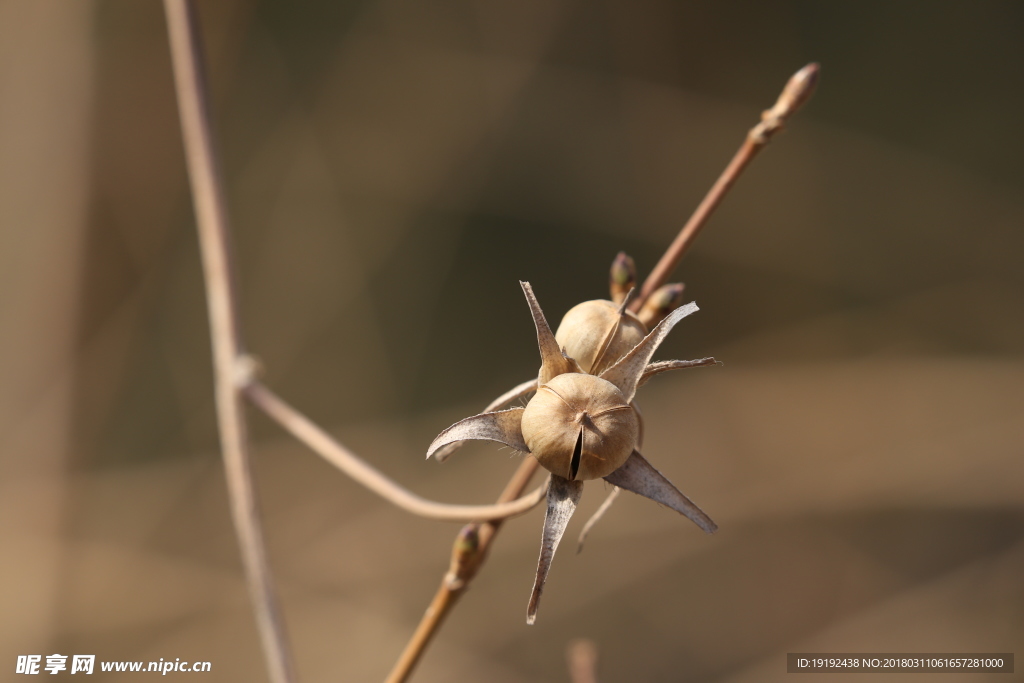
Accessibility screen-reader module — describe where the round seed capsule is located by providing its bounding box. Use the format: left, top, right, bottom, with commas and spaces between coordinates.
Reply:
520, 372, 639, 481
554, 300, 647, 375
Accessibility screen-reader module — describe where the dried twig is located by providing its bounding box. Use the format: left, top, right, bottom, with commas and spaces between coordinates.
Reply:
163, 2, 295, 682
631, 63, 820, 312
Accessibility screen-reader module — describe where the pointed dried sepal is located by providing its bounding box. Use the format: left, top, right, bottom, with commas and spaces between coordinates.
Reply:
599, 301, 699, 403
633, 399, 644, 449
637, 283, 685, 329
609, 252, 636, 304
576, 486, 621, 553
521, 281, 580, 384
527, 475, 583, 624
637, 357, 718, 388
432, 378, 538, 463
426, 408, 529, 460
589, 311, 624, 376
604, 450, 717, 534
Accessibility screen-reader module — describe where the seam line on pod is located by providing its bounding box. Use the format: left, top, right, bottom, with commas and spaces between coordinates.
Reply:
569, 428, 583, 481
589, 288, 640, 375
589, 312, 623, 376
590, 404, 632, 419
538, 383, 573, 410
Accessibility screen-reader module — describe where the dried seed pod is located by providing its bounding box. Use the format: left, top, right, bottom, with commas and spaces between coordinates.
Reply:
520, 372, 639, 481
555, 300, 647, 375
428, 281, 718, 624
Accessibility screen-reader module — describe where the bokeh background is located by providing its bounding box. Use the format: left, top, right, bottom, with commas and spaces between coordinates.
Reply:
2, 1, 1023, 681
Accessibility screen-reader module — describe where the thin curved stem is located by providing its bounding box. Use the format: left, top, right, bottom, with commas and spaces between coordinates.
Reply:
245, 381, 545, 522
163, 2, 295, 682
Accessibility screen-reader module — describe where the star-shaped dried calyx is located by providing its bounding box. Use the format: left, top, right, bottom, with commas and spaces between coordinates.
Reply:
426, 281, 717, 624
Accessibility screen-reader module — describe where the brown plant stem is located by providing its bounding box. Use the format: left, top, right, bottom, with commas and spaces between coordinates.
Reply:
163, 2, 296, 682
567, 638, 599, 683
631, 63, 820, 313
384, 458, 541, 683
245, 380, 545, 521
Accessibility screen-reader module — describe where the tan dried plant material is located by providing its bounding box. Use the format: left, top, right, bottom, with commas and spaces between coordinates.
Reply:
426, 281, 718, 623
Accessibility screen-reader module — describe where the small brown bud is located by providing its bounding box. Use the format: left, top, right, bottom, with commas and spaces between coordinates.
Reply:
637, 283, 685, 328
753, 63, 820, 142
453, 523, 479, 557
445, 524, 481, 589
770, 62, 820, 121
609, 252, 636, 304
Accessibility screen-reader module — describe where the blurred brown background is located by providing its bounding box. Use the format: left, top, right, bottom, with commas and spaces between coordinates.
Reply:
2, 1, 1023, 681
